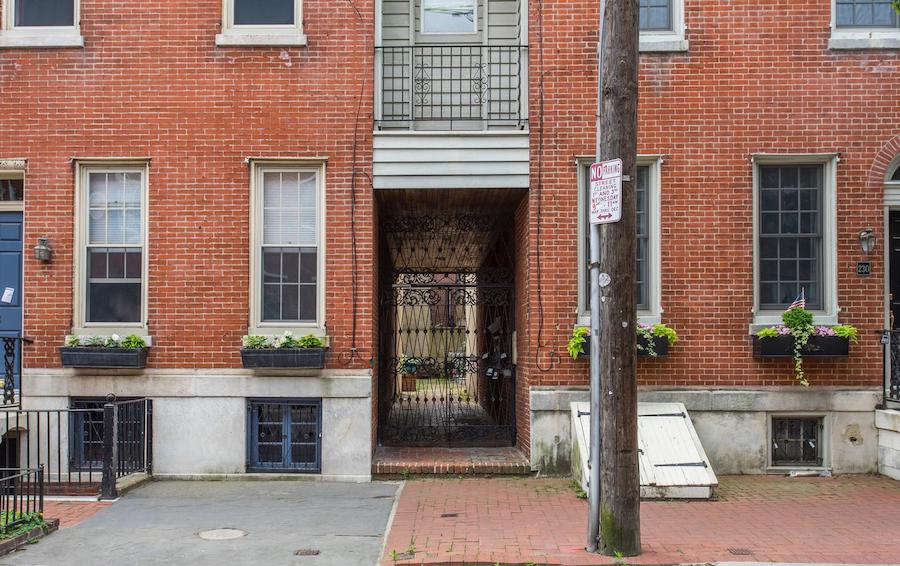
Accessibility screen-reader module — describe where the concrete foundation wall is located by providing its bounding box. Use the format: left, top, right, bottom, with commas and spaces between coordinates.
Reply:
23, 368, 373, 481
531, 386, 881, 475
876, 409, 900, 480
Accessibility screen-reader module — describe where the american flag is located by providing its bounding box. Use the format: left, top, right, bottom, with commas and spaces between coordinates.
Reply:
788, 289, 806, 310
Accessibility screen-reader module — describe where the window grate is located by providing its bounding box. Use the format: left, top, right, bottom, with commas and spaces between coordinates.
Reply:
771, 417, 823, 467
248, 399, 321, 473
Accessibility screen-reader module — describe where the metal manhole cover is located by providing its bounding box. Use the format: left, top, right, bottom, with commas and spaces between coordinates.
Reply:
198, 528, 247, 541
295, 549, 321, 556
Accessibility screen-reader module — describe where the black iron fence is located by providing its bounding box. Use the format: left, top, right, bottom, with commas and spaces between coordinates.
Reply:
0, 398, 152, 499
0, 467, 43, 532
376, 45, 528, 127
885, 330, 900, 405
1, 336, 31, 408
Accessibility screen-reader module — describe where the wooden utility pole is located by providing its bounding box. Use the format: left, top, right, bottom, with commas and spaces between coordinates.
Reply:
594, 0, 641, 557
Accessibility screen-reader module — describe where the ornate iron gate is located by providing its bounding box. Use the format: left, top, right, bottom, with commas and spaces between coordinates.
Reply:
378, 213, 517, 447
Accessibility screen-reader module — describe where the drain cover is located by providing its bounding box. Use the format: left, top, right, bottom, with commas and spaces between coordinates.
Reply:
295, 549, 321, 556
198, 528, 247, 541
727, 548, 753, 556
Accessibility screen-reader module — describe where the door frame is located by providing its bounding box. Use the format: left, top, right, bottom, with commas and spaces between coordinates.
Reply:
883, 157, 900, 407
0, 167, 25, 395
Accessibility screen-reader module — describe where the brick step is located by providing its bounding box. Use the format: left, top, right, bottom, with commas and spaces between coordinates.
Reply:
372, 446, 532, 477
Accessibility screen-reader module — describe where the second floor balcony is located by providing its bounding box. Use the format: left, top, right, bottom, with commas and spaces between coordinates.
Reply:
376, 44, 528, 131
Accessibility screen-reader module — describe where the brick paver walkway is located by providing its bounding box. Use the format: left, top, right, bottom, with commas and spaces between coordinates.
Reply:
381, 474, 900, 565
43, 500, 112, 529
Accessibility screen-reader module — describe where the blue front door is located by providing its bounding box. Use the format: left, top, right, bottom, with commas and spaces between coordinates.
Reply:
0, 212, 23, 386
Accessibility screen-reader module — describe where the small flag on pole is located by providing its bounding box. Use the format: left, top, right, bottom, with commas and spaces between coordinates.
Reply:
788, 289, 806, 310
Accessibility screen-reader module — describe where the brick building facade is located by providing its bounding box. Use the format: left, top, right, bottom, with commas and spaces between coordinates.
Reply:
1, 0, 899, 479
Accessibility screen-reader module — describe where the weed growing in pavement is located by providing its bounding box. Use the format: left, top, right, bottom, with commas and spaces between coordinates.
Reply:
570, 480, 587, 499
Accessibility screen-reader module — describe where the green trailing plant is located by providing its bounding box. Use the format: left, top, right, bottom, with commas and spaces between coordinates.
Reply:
567, 327, 589, 360
755, 307, 858, 386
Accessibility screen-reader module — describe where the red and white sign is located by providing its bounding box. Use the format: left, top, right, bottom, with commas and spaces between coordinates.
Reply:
589, 158, 623, 225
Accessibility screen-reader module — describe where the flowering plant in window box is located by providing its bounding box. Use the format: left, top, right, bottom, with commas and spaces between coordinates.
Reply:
753, 307, 857, 385
567, 322, 678, 360
240, 332, 326, 369
60, 334, 149, 369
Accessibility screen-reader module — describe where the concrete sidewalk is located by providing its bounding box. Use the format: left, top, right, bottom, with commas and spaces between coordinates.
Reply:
4, 481, 400, 566
381, 474, 900, 565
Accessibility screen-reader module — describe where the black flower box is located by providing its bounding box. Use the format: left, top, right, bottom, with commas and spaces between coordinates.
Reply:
60, 347, 148, 369
240, 348, 326, 369
578, 335, 669, 359
752, 335, 850, 358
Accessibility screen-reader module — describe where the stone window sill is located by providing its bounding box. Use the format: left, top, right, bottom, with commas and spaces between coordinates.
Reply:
828, 31, 900, 50
639, 36, 689, 53
215, 33, 308, 47
0, 32, 84, 49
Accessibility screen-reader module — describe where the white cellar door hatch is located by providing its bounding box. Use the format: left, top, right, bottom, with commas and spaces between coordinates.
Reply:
571, 402, 718, 499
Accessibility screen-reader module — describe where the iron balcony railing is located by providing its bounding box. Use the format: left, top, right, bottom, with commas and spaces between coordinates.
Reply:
376, 45, 528, 128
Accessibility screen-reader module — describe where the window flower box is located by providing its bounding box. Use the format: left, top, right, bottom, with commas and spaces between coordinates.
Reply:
240, 332, 326, 369
576, 335, 670, 359
60, 335, 148, 369
752, 335, 850, 358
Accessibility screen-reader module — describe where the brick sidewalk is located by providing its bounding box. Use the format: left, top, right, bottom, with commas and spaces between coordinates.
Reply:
381, 474, 900, 565
43, 500, 112, 529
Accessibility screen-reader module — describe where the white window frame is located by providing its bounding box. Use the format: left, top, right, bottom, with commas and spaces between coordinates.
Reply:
420, 0, 479, 36
577, 155, 663, 327
829, 0, 900, 50
72, 160, 150, 336
248, 159, 326, 337
0, 0, 83, 49
0, 160, 25, 213
216, 0, 307, 47
751, 154, 839, 332
639, 0, 688, 53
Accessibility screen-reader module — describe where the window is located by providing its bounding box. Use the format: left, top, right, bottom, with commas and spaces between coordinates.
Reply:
758, 165, 823, 311
75, 163, 148, 331
638, 0, 687, 52
0, 179, 23, 202
250, 162, 325, 333
578, 158, 661, 322
0, 0, 83, 48
771, 416, 824, 467
421, 0, 477, 34
836, 0, 899, 28
892, 163, 900, 182
830, 0, 900, 49
752, 155, 838, 329
640, 0, 671, 31
69, 399, 105, 471
248, 399, 321, 473
217, 0, 306, 46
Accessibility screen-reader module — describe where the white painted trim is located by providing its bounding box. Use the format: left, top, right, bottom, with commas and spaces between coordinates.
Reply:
0, 0, 83, 48
217, 0, 306, 46
576, 155, 663, 326
248, 160, 327, 336
72, 161, 150, 335
638, 0, 687, 53
419, 0, 478, 35
829, 0, 900, 50
749, 154, 840, 332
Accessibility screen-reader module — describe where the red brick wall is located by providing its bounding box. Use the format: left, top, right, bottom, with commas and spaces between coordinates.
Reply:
523, 0, 900, 393
0, 0, 375, 370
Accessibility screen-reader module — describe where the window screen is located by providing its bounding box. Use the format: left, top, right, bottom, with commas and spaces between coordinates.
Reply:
233, 0, 295, 26
583, 165, 651, 311
836, 0, 899, 28
14, 0, 75, 27
639, 0, 672, 31
261, 170, 318, 322
421, 0, 477, 34
772, 417, 823, 466
86, 171, 143, 323
758, 165, 823, 310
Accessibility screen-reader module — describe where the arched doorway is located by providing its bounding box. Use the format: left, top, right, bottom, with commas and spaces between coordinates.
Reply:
883, 154, 900, 406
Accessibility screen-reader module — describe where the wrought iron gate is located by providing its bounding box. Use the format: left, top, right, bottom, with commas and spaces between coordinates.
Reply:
380, 270, 515, 446
376, 207, 520, 447
886, 331, 900, 406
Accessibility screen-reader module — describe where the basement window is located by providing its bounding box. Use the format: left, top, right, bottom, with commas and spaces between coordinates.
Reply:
771, 416, 824, 467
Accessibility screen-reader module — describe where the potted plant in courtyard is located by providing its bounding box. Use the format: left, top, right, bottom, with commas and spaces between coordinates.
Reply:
399, 357, 419, 392
753, 306, 857, 386
567, 322, 678, 360
240, 332, 326, 369
60, 334, 149, 369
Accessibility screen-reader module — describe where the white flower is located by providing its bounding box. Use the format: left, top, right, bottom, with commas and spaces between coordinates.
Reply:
111, 334, 120, 342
